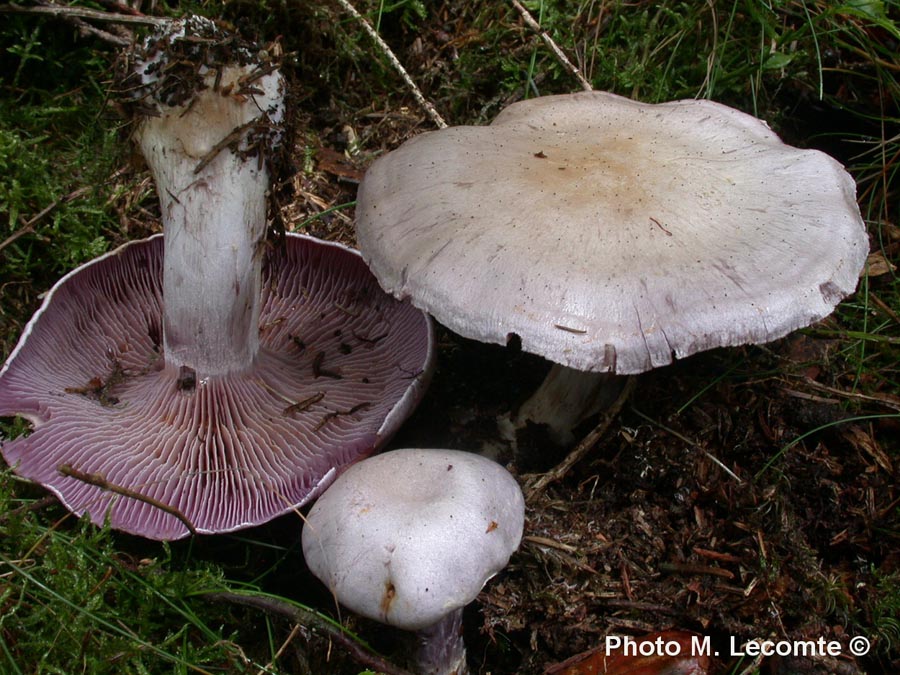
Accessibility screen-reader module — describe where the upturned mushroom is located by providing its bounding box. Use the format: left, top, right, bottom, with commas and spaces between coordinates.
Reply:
301, 448, 525, 675
355, 91, 869, 444
0, 17, 433, 540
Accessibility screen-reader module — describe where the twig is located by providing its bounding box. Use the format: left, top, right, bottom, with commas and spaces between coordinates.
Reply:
659, 561, 735, 579
315, 402, 371, 431
595, 598, 679, 614
94, 0, 148, 17
332, 0, 447, 129
630, 407, 745, 484
782, 375, 900, 412
80, 24, 131, 47
35, 0, 129, 43
57, 464, 198, 536
55, 7, 132, 46
258, 623, 304, 675
0, 2, 170, 27
204, 591, 416, 675
523, 534, 577, 553
0, 495, 58, 524
0, 187, 91, 254
510, 0, 593, 92
870, 290, 900, 326
525, 376, 636, 498
192, 119, 260, 175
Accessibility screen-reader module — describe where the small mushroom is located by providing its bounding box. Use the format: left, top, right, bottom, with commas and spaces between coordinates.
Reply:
355, 92, 869, 444
301, 448, 525, 675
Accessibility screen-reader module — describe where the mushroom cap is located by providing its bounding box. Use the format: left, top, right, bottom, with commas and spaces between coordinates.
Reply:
356, 91, 868, 374
0, 234, 434, 540
301, 448, 525, 631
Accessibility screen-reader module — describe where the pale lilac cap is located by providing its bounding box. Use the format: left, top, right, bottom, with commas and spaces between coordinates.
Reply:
356, 91, 868, 374
302, 448, 525, 631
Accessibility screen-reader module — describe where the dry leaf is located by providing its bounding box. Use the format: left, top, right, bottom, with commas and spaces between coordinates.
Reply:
864, 251, 896, 277
546, 630, 711, 675
316, 146, 365, 182
841, 424, 893, 473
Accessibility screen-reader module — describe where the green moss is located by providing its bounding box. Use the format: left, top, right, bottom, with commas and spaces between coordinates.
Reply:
1, 16, 127, 357
0, 469, 272, 674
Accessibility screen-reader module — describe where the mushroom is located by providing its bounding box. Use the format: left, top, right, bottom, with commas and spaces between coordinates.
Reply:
355, 91, 869, 444
0, 17, 434, 540
301, 448, 525, 675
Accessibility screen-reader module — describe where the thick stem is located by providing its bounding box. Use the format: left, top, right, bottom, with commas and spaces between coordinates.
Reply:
133, 27, 283, 377
510, 364, 621, 445
415, 608, 468, 675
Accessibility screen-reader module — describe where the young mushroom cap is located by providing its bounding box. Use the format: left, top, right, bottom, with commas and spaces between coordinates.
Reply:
356, 91, 869, 375
302, 448, 524, 675
0, 235, 434, 540
301, 448, 525, 632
